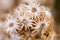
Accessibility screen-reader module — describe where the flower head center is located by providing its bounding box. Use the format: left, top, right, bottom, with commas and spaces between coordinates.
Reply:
25, 2, 29, 5
32, 8, 37, 12
23, 19, 28, 25
9, 23, 14, 27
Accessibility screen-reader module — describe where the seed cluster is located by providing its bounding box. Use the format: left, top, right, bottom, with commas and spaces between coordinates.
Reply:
0, 0, 55, 40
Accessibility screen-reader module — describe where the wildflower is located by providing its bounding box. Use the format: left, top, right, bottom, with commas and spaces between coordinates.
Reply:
23, 1, 41, 18
18, 13, 33, 31
4, 17, 20, 33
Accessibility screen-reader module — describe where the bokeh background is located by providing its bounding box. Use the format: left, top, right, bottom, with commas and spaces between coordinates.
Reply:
53, 0, 60, 40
